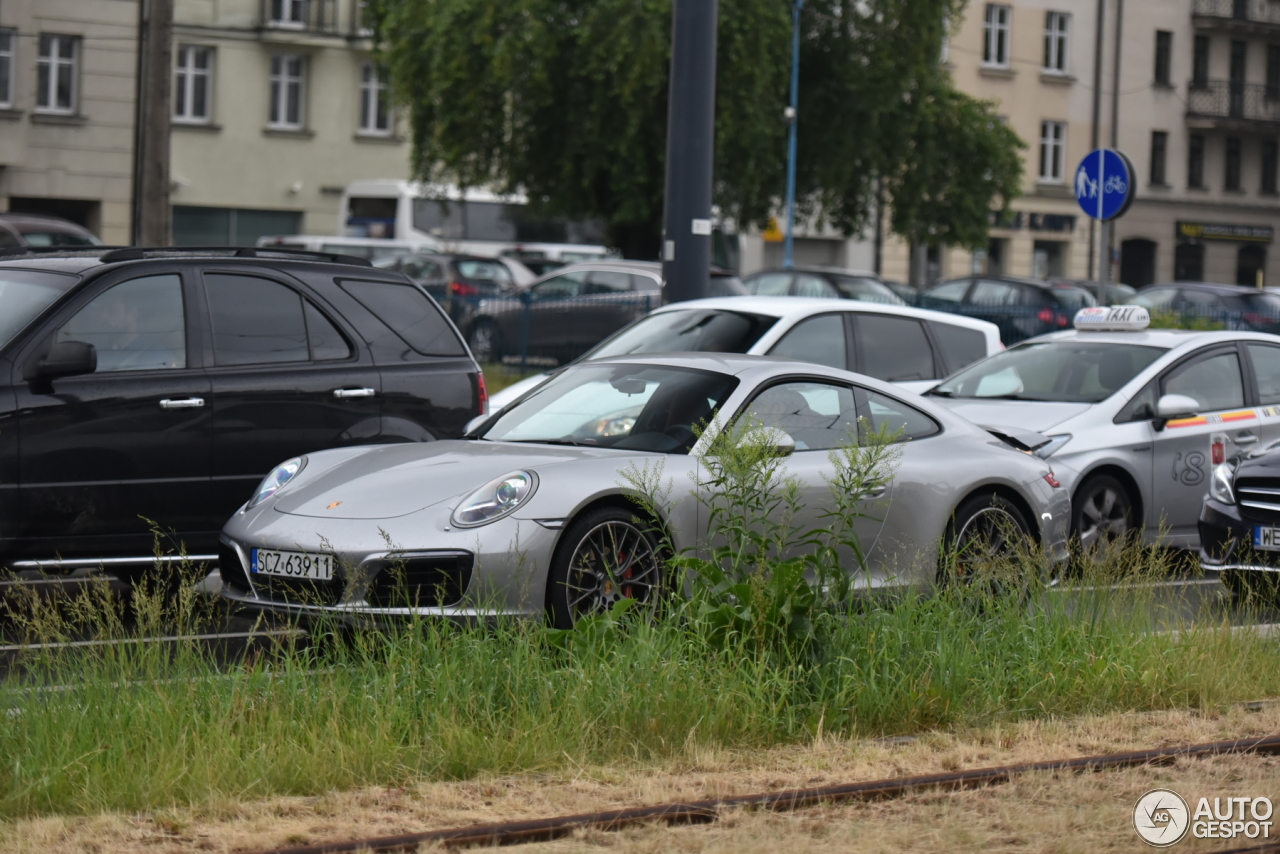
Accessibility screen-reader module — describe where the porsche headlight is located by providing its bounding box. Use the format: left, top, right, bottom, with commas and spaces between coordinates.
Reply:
247, 456, 306, 509
451, 471, 538, 527
1210, 461, 1237, 505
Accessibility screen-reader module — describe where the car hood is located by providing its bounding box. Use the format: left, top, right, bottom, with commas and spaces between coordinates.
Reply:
274, 440, 621, 520
926, 398, 1094, 433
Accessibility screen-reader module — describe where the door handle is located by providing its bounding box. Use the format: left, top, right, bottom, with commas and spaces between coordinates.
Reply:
159, 397, 204, 410
1235, 431, 1258, 445
333, 388, 376, 399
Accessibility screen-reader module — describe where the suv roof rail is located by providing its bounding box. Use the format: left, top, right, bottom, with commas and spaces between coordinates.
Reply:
0, 245, 125, 258
96, 246, 373, 267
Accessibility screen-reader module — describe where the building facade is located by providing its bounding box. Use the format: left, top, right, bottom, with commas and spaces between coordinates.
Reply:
881, 0, 1280, 289
0, 0, 140, 244
169, 0, 411, 244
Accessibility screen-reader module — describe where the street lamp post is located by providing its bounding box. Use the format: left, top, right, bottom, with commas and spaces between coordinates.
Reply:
782, 0, 802, 269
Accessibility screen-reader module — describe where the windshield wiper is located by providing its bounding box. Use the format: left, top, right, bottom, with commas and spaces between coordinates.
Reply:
506, 438, 595, 447
926, 388, 954, 397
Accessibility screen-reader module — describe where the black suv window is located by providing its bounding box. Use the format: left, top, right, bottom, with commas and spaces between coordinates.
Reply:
339, 278, 465, 356
206, 274, 309, 366
58, 274, 186, 372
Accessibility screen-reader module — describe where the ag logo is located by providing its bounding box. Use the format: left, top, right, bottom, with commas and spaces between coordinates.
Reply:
1172, 451, 1205, 486
1135, 788, 1191, 846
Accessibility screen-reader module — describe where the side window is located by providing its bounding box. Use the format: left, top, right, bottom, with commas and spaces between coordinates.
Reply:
633, 273, 662, 292
0, 227, 20, 248
339, 279, 466, 356
58, 274, 186, 372
1163, 350, 1246, 412
921, 280, 970, 303
970, 280, 1021, 305
855, 315, 935, 381
793, 274, 839, 298
455, 259, 511, 286
304, 302, 352, 361
401, 258, 442, 280
747, 273, 792, 296
929, 321, 987, 372
767, 314, 847, 370
859, 389, 941, 442
1248, 343, 1280, 405
745, 381, 859, 451
1132, 287, 1176, 310
532, 271, 585, 298
583, 271, 632, 294
205, 274, 308, 366
1180, 288, 1221, 310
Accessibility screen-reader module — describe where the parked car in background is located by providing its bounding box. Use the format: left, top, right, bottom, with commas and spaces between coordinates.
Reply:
257, 235, 433, 262
1050, 279, 1136, 305
1129, 282, 1280, 333
1200, 440, 1280, 602
487, 296, 1002, 412
373, 253, 531, 323
743, 267, 906, 305
462, 261, 747, 364
0, 246, 482, 579
883, 279, 919, 304
918, 274, 1096, 343
925, 305, 1280, 553
220, 353, 1069, 626
0, 213, 102, 248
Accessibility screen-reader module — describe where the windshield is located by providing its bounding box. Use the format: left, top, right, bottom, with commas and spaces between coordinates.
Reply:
585, 309, 777, 360
19, 229, 101, 247
1050, 286, 1096, 310
479, 363, 738, 453
1241, 291, 1280, 313
931, 341, 1166, 403
0, 269, 79, 350
831, 275, 905, 305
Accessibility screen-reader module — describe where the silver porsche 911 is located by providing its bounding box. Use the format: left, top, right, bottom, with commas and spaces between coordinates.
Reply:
218, 354, 1070, 626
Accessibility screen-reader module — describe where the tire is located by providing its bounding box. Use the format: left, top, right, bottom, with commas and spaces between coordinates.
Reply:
546, 506, 663, 629
1222, 570, 1280, 608
467, 320, 503, 364
939, 492, 1033, 588
1071, 474, 1134, 557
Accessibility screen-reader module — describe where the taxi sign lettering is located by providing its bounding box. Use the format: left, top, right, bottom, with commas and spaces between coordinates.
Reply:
1073, 305, 1150, 331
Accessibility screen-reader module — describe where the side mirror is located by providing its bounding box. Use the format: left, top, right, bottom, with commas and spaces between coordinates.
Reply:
25, 340, 97, 382
1154, 393, 1199, 430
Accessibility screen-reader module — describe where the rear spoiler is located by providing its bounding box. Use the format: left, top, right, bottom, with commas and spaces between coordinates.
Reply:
981, 424, 1053, 455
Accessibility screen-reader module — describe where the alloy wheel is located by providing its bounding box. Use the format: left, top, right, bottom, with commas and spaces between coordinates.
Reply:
1076, 481, 1130, 553
562, 520, 660, 622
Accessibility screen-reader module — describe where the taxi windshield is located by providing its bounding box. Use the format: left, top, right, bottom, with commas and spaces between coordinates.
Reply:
930, 341, 1166, 403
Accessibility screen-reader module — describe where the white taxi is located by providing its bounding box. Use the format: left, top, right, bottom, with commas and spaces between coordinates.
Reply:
924, 306, 1280, 551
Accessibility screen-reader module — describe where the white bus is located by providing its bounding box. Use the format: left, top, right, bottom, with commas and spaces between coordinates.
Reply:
339, 179, 616, 265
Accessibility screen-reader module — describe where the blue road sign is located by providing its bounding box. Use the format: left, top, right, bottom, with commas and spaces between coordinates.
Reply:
1074, 148, 1134, 221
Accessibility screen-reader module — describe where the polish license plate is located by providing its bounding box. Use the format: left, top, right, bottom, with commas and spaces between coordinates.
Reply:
251, 548, 334, 580
1253, 527, 1280, 551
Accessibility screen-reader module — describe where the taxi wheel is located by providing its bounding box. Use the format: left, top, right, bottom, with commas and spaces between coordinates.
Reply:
547, 506, 664, 629
467, 320, 502, 363
1071, 475, 1134, 557
1222, 570, 1280, 608
939, 492, 1032, 589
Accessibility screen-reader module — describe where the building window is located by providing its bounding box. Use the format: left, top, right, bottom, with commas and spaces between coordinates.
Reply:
1038, 120, 1065, 182
359, 62, 391, 135
1268, 44, 1280, 99
0, 30, 13, 109
1193, 35, 1210, 88
1188, 133, 1206, 188
36, 34, 78, 115
1263, 140, 1278, 194
355, 0, 374, 36
174, 46, 212, 123
1226, 136, 1243, 190
269, 0, 307, 27
268, 55, 305, 129
1150, 131, 1168, 186
1043, 12, 1069, 73
1155, 30, 1172, 85
983, 5, 1011, 67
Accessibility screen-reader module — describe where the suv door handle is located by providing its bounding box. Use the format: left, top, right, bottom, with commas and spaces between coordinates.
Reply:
1235, 431, 1259, 445
159, 397, 205, 410
333, 388, 376, 399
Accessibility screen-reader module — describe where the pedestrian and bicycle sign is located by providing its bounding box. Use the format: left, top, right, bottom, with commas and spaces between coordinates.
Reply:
1074, 148, 1135, 221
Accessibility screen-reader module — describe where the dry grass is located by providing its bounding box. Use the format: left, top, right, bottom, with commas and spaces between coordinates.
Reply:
4, 702, 1280, 853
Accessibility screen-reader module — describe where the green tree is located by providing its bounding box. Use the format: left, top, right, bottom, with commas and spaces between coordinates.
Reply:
370, 0, 1022, 258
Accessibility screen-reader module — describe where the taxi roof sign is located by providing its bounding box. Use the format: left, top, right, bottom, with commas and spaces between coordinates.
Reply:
1073, 305, 1150, 331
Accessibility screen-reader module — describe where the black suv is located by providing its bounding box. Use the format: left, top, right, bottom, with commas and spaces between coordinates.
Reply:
918, 274, 1096, 343
0, 247, 482, 577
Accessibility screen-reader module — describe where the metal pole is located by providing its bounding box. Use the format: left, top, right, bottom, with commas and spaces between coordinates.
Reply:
660, 0, 719, 304
1087, 0, 1104, 280
132, 0, 174, 245
1097, 149, 1108, 305
782, 0, 802, 270
1106, 0, 1123, 286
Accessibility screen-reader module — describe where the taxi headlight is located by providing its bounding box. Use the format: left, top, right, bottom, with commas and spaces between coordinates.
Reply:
451, 471, 538, 527
247, 456, 306, 509
1034, 433, 1072, 459
1210, 461, 1237, 505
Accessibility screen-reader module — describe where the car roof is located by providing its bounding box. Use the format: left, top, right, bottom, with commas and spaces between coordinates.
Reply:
1141, 281, 1264, 294
0, 246, 382, 272
936, 274, 1079, 290
644, 295, 1000, 333
0, 212, 93, 231
1025, 327, 1280, 348
546, 259, 661, 275
746, 266, 880, 278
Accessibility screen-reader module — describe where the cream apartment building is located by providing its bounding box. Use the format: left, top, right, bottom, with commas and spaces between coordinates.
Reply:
169, 0, 411, 244
884, 0, 1280, 288
0, 0, 139, 244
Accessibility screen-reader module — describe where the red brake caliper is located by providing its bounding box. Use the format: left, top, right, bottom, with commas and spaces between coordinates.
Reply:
621, 551, 632, 599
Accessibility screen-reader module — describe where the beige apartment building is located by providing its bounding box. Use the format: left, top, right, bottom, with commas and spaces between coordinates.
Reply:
0, 0, 139, 244
169, 0, 411, 244
883, 0, 1280, 288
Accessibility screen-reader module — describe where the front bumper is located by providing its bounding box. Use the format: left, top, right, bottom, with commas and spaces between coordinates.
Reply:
1198, 496, 1280, 574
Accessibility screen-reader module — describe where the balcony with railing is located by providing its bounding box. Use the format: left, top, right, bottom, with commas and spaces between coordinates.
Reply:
260, 0, 340, 36
1192, 0, 1280, 32
1186, 79, 1280, 126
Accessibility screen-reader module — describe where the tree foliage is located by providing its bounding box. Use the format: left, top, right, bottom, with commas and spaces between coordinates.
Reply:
370, 0, 1024, 256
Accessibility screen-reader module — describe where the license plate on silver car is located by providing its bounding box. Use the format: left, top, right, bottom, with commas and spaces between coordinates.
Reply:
1254, 527, 1280, 551
251, 548, 334, 580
